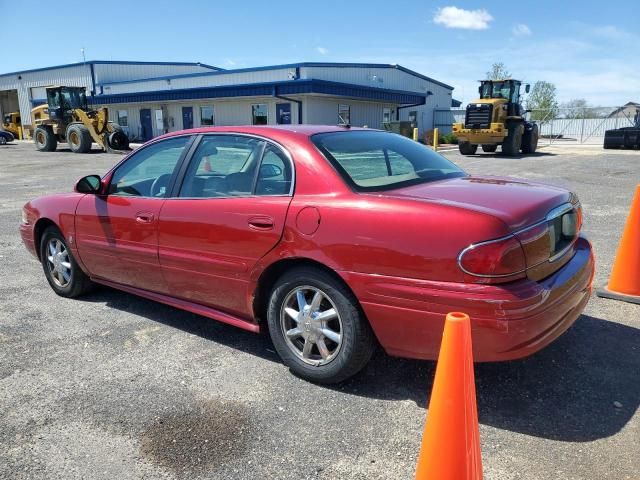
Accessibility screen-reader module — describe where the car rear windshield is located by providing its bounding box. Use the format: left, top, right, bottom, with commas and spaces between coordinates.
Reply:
312, 130, 466, 191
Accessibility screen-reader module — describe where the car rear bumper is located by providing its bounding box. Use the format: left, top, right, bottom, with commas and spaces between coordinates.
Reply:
340, 236, 594, 361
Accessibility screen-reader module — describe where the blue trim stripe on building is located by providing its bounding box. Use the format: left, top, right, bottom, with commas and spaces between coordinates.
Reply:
88, 79, 427, 106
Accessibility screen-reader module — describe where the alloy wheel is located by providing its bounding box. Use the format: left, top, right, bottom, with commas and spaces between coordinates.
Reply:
46, 238, 72, 287
280, 286, 343, 366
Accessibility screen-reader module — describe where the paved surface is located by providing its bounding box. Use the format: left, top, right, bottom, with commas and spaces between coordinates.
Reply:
1, 141, 638, 480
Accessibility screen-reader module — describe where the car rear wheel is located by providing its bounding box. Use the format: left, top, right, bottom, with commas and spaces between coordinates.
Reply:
40, 226, 92, 298
267, 267, 376, 383
0, 136, 6, 145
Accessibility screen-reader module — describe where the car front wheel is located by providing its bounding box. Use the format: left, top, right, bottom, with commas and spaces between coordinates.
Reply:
40, 226, 92, 297
267, 267, 376, 383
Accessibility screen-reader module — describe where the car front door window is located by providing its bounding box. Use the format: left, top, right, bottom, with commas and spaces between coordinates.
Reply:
109, 136, 191, 198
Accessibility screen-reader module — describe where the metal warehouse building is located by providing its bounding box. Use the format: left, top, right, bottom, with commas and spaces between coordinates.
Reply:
0, 60, 454, 141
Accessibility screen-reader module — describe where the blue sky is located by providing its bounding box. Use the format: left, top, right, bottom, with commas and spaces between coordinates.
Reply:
3, 0, 638, 106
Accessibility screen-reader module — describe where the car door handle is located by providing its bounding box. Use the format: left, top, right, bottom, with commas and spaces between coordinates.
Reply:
135, 212, 155, 224
248, 216, 274, 230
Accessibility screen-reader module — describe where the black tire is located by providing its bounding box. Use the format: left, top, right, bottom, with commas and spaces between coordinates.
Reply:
34, 126, 57, 152
0, 136, 6, 145
521, 124, 539, 154
502, 123, 523, 156
40, 226, 92, 298
266, 266, 376, 384
458, 142, 478, 155
66, 124, 92, 153
481, 144, 498, 153
108, 130, 129, 150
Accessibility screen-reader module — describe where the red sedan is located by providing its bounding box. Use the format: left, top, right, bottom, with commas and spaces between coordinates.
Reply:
20, 126, 594, 383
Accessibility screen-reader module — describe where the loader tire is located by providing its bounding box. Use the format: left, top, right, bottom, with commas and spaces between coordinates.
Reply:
34, 126, 57, 152
108, 130, 129, 150
502, 123, 523, 156
521, 124, 539, 154
66, 124, 92, 153
458, 142, 478, 155
481, 144, 498, 152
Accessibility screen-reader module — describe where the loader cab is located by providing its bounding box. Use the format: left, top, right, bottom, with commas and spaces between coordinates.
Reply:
478, 79, 529, 117
478, 79, 523, 104
46, 86, 88, 122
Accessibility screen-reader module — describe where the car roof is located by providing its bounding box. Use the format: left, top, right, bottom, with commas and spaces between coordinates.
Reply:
155, 124, 374, 142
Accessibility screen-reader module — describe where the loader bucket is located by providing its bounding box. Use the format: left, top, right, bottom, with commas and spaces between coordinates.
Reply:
604, 127, 640, 149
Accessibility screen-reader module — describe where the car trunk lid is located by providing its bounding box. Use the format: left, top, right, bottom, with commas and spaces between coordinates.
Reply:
384, 176, 581, 282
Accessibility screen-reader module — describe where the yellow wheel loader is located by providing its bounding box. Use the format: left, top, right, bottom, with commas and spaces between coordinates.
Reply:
452, 79, 538, 156
32, 86, 129, 153
2, 112, 22, 139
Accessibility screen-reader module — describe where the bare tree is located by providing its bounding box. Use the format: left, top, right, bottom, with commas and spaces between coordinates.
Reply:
486, 62, 511, 80
561, 99, 601, 118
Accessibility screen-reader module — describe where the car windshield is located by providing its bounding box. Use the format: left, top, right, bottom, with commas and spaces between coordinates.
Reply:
312, 130, 466, 191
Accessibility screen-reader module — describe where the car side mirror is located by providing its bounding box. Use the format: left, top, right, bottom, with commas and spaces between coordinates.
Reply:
260, 164, 283, 179
75, 174, 102, 194
525, 84, 530, 93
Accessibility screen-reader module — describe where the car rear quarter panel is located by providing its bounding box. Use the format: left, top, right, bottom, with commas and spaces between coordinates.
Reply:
250, 141, 514, 290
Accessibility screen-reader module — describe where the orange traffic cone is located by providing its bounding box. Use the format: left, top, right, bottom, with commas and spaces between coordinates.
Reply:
597, 185, 640, 304
415, 312, 482, 480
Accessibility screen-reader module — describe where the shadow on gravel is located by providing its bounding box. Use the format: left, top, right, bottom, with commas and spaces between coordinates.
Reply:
78, 287, 639, 442
79, 285, 279, 361
342, 314, 640, 442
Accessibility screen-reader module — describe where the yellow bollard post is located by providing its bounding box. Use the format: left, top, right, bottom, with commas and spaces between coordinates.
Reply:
413, 127, 419, 142
433, 127, 439, 151
18, 126, 23, 140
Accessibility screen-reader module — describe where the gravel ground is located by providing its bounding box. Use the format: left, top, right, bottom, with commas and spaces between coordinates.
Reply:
0, 140, 638, 480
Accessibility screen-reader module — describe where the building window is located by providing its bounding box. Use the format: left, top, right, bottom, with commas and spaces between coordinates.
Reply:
117, 110, 128, 127
252, 104, 268, 125
383, 107, 392, 123
200, 106, 215, 126
338, 104, 351, 125
408, 111, 418, 125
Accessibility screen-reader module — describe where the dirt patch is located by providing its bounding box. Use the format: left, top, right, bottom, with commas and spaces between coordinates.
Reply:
139, 399, 252, 475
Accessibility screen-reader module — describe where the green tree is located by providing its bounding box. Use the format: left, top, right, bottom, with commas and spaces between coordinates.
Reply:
486, 62, 511, 80
526, 81, 558, 121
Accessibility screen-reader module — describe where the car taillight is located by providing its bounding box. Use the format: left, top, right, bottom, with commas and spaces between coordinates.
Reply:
458, 236, 526, 281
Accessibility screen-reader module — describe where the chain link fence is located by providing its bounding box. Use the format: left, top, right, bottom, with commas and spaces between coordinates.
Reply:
434, 106, 640, 145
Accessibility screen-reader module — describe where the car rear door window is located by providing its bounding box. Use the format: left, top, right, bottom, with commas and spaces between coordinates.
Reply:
179, 135, 265, 198
255, 145, 293, 195
108, 136, 191, 197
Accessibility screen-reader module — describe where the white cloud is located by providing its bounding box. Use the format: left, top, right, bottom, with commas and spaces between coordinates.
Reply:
433, 6, 493, 30
224, 59, 237, 67
316, 46, 329, 55
512, 24, 532, 36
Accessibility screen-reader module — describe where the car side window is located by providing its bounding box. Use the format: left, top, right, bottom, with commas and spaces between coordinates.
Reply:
109, 136, 190, 197
255, 145, 292, 195
179, 135, 264, 198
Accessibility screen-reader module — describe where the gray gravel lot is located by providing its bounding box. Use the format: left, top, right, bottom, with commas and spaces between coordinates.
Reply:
0, 141, 638, 480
